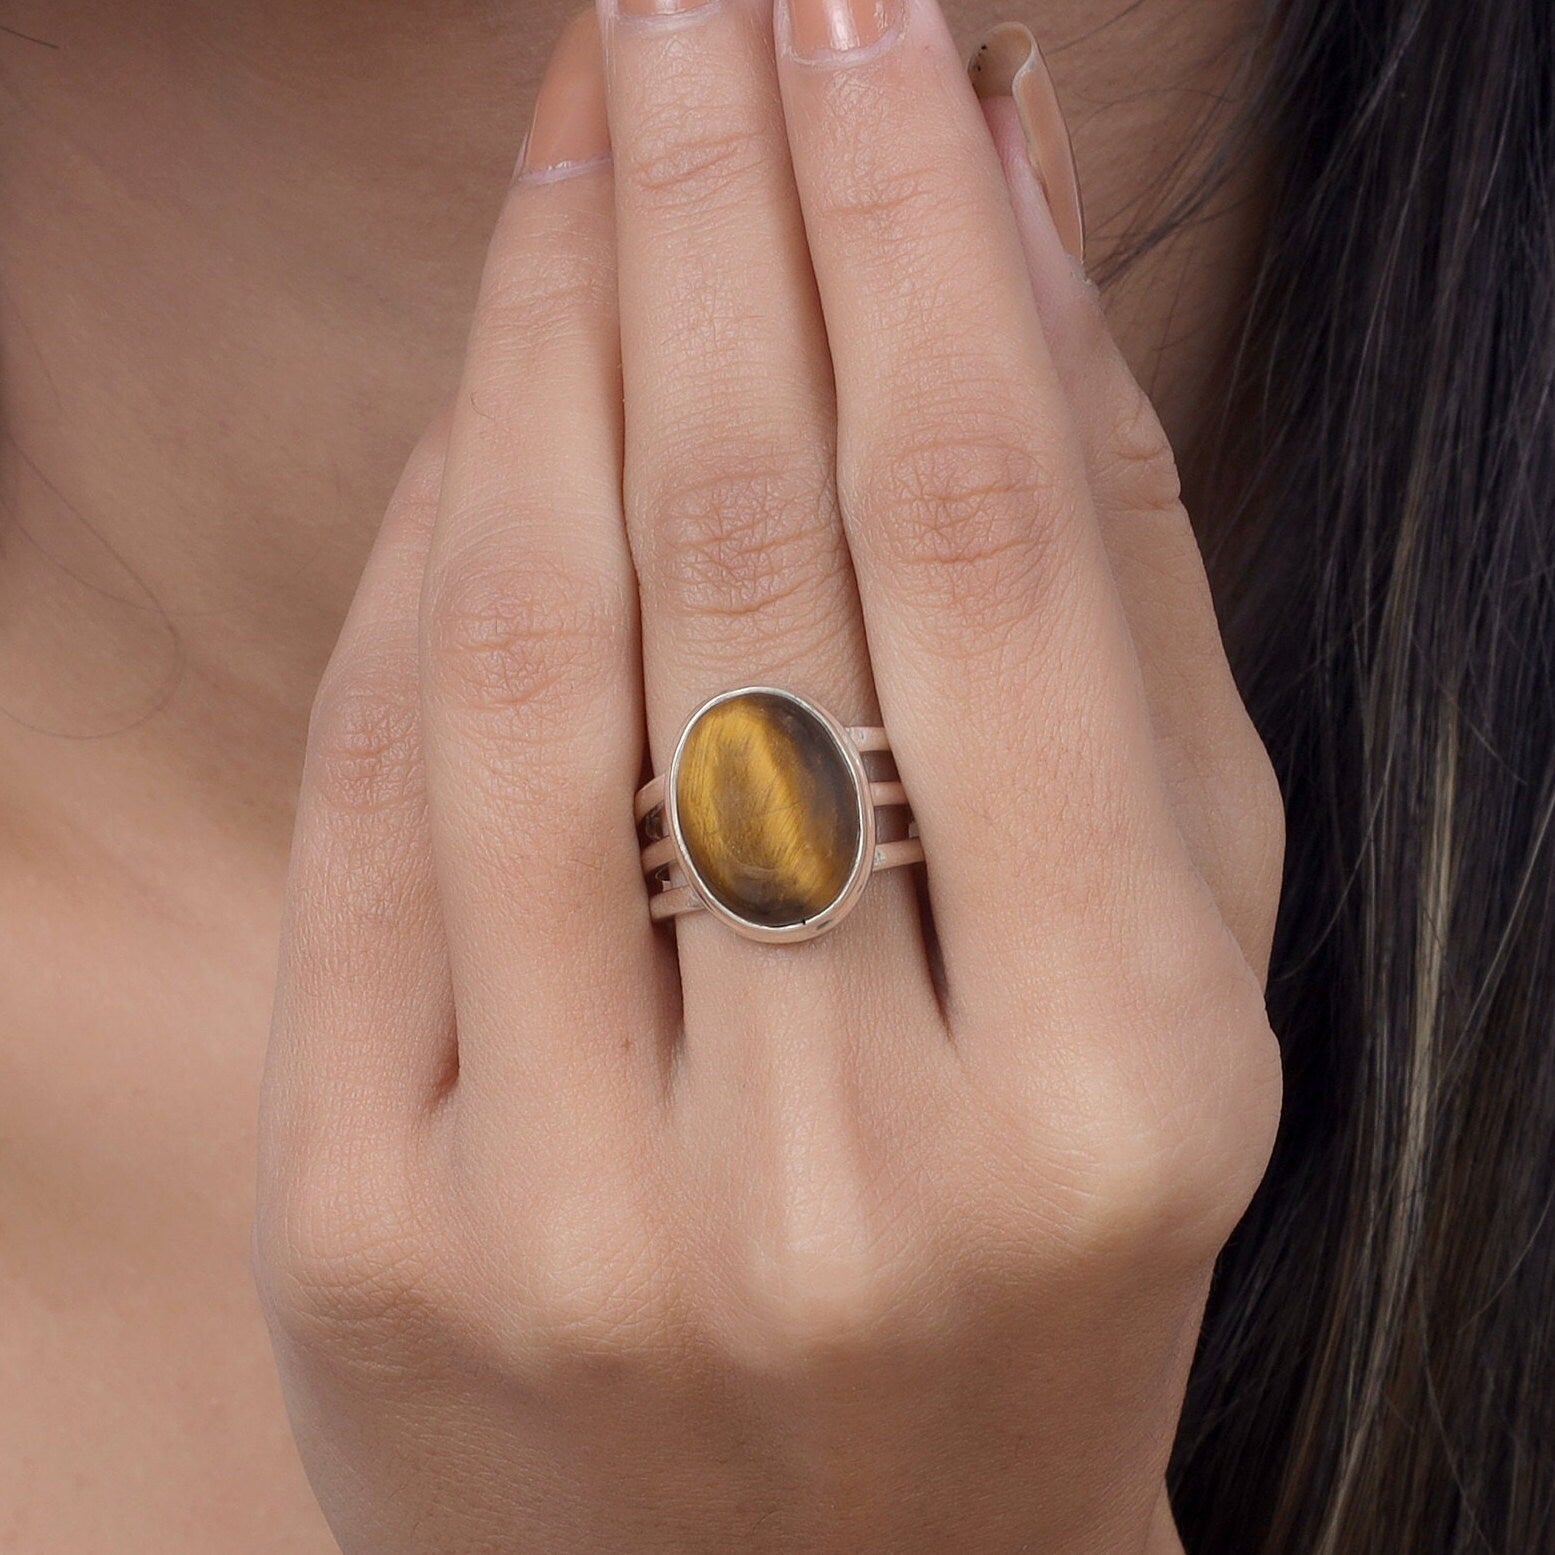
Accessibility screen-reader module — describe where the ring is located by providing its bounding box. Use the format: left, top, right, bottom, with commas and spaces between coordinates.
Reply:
635, 686, 924, 943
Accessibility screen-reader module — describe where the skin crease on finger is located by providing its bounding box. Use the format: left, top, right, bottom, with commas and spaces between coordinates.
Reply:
0, 0, 1262, 1550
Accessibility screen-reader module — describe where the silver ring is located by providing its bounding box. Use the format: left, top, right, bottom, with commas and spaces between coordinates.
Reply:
635, 686, 923, 944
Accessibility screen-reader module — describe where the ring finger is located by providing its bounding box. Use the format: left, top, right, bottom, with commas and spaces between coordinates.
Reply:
776, 0, 1202, 1035
599, 0, 935, 1024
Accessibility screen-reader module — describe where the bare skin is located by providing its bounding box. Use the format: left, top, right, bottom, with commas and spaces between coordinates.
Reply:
0, 1, 1260, 1549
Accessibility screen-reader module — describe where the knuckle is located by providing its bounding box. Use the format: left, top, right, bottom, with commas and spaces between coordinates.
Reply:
474, 209, 613, 357
1196, 713, 1288, 932
256, 1155, 440, 1355
1150, 1016, 1282, 1259
854, 420, 1067, 638
426, 539, 633, 738
1047, 1117, 1206, 1278
1235, 731, 1288, 896
716, 1142, 916, 1371
306, 665, 421, 823
1214, 725, 1287, 925
1103, 379, 1183, 519
812, 144, 951, 254
620, 116, 769, 214
729, 1238, 910, 1373
637, 450, 844, 637
496, 1201, 681, 1385
287, 665, 429, 1004
1056, 921, 1283, 1268
521, 1256, 669, 1371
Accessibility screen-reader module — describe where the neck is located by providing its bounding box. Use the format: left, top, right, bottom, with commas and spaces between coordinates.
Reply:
0, 0, 1259, 874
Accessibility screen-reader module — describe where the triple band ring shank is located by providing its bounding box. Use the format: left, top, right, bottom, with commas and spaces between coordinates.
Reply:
635, 686, 924, 944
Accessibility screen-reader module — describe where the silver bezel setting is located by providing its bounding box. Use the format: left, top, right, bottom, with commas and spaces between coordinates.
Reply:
662, 685, 876, 945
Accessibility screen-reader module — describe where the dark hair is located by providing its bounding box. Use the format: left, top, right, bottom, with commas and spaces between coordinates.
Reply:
1156, 0, 1555, 1548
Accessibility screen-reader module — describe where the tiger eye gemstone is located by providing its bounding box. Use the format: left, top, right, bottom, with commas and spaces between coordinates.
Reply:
673, 691, 864, 930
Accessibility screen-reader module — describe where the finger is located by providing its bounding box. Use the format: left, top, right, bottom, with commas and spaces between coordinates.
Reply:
776, 0, 1195, 1018
264, 419, 454, 1165
977, 77, 1284, 978
600, 0, 935, 1003
418, 16, 670, 1115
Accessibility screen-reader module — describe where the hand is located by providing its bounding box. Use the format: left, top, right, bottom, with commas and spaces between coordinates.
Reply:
255, 0, 1284, 1548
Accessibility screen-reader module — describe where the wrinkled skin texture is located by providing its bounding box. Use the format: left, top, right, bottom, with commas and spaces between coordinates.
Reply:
254, 0, 1284, 1550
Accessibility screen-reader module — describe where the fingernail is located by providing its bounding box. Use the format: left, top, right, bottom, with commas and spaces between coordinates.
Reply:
517, 12, 610, 182
786, 0, 900, 62
968, 23, 1084, 264
618, 0, 716, 21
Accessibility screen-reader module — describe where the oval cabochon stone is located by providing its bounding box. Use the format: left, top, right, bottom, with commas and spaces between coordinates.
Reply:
674, 691, 864, 930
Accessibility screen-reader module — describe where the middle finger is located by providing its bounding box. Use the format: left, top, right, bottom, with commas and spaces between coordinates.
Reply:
600, 0, 935, 1002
